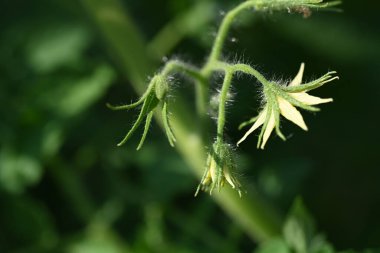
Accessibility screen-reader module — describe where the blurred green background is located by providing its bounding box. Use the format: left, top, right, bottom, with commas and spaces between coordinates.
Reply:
1, 0, 380, 252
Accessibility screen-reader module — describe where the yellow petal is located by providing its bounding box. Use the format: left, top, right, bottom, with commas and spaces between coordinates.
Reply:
289, 63, 305, 87
209, 158, 217, 183
290, 92, 333, 105
261, 112, 275, 149
237, 107, 267, 146
224, 168, 236, 189
278, 97, 308, 131
202, 170, 212, 185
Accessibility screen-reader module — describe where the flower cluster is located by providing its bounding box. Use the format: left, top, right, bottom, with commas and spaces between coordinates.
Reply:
107, 74, 176, 150
238, 63, 338, 149
195, 142, 242, 197
108, 0, 341, 197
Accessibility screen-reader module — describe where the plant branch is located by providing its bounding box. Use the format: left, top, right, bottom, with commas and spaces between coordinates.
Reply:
81, 0, 283, 242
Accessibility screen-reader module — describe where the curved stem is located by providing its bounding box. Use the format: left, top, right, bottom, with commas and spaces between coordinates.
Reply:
162, 60, 210, 129
214, 61, 270, 87
208, 1, 257, 64
162, 60, 205, 83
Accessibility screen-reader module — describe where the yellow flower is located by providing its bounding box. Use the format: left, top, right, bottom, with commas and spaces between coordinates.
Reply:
238, 63, 338, 149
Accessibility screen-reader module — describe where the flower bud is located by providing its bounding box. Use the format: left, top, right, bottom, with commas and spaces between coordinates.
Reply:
154, 75, 169, 101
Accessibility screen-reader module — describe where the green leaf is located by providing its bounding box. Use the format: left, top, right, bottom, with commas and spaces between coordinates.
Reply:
162, 101, 176, 147
26, 24, 91, 73
310, 235, 335, 253
283, 197, 316, 253
255, 238, 290, 253
68, 223, 130, 253
54, 64, 115, 117
37, 64, 115, 119
0, 149, 42, 194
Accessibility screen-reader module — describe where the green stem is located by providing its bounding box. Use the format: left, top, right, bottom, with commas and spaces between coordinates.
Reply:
208, 1, 257, 64
161, 60, 204, 82
216, 69, 233, 143
214, 61, 269, 85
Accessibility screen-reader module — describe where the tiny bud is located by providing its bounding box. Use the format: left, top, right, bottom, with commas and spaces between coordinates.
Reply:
154, 75, 169, 100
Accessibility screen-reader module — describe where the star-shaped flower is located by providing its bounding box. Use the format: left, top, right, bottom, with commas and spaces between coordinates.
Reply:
237, 63, 338, 149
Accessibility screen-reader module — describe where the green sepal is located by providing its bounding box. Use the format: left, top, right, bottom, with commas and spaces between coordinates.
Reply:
257, 102, 273, 149
282, 71, 338, 93
117, 91, 159, 147
194, 154, 212, 197
155, 75, 169, 101
136, 111, 154, 150
106, 79, 156, 110
238, 116, 259, 130
162, 101, 176, 147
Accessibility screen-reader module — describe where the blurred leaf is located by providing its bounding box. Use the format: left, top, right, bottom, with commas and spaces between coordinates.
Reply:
255, 238, 290, 253
282, 198, 335, 253
68, 223, 130, 253
283, 197, 316, 253
26, 24, 91, 73
42, 64, 115, 118
40, 122, 64, 158
310, 235, 335, 253
0, 195, 58, 251
255, 198, 335, 253
148, 1, 216, 58
0, 149, 42, 194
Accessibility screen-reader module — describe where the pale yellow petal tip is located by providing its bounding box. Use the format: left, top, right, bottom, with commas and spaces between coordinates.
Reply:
297, 119, 308, 131
261, 114, 275, 149
236, 110, 266, 146
289, 63, 305, 87
278, 97, 308, 131
290, 93, 333, 106
236, 138, 245, 147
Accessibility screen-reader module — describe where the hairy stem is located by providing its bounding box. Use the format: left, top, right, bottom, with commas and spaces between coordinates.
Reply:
161, 60, 205, 83
216, 70, 234, 143
208, 1, 257, 64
